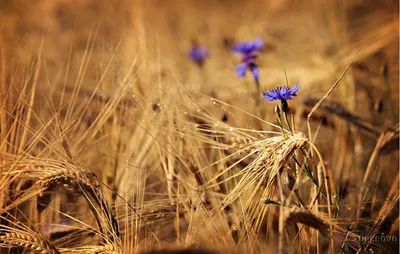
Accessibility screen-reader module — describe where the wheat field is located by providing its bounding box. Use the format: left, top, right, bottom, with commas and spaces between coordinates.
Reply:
0, 0, 398, 253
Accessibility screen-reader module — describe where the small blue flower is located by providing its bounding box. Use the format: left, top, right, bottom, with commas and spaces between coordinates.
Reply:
263, 84, 300, 102
232, 38, 263, 82
189, 46, 208, 65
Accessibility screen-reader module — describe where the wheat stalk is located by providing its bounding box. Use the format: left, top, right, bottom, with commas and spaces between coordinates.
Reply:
0, 231, 60, 254
60, 244, 123, 254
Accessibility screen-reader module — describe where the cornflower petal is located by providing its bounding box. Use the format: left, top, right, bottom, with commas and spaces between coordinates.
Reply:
232, 42, 250, 53
251, 38, 263, 51
290, 83, 300, 95
232, 38, 263, 54
262, 92, 275, 102
250, 64, 260, 81
235, 64, 247, 77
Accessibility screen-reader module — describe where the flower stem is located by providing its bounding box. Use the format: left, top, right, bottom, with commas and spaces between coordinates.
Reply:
275, 106, 284, 134
292, 151, 327, 199
283, 111, 293, 133
253, 78, 266, 130
255, 78, 261, 107
280, 100, 293, 133
255, 79, 265, 120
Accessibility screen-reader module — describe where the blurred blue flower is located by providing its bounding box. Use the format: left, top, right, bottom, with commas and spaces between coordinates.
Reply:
232, 38, 263, 54
263, 84, 300, 102
189, 46, 208, 65
232, 38, 263, 82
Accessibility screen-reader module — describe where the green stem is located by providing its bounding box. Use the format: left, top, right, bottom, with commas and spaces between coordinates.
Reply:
294, 190, 306, 207
263, 199, 282, 206
275, 106, 284, 134
293, 152, 327, 199
255, 79, 260, 107
253, 79, 265, 130
282, 107, 293, 133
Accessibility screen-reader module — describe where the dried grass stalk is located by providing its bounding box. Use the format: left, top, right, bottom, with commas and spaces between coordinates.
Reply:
377, 123, 399, 155
304, 98, 382, 137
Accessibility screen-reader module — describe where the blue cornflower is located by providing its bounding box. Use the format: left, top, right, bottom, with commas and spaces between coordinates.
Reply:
262, 83, 300, 102
189, 46, 208, 66
232, 38, 263, 81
